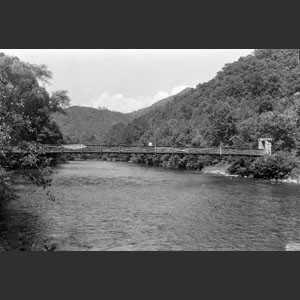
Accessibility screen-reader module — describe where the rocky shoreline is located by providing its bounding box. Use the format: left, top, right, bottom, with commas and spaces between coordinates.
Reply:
201, 165, 232, 176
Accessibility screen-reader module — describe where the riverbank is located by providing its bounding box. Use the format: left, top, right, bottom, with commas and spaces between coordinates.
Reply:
201, 164, 231, 176
201, 164, 300, 183
57, 151, 300, 183
201, 160, 300, 184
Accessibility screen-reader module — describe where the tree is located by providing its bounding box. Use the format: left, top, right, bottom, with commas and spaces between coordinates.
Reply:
0, 52, 70, 202
207, 101, 238, 146
255, 111, 298, 151
107, 117, 149, 145
105, 123, 127, 145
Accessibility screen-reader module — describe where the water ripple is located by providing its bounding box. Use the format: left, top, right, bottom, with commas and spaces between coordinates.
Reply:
4, 160, 300, 251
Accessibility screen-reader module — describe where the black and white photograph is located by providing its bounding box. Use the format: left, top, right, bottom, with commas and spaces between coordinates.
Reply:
1, 49, 300, 251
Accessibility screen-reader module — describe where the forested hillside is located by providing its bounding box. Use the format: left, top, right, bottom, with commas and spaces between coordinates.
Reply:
52, 106, 132, 144
105, 49, 300, 152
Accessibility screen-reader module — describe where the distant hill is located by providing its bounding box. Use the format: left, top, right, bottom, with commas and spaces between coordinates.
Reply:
52, 106, 132, 144
52, 88, 193, 144
128, 87, 193, 119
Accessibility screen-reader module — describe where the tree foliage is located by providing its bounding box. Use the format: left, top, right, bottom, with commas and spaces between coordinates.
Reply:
228, 152, 300, 180
0, 52, 70, 202
52, 106, 132, 144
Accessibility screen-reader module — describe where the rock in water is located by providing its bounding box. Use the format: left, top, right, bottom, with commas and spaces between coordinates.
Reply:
286, 242, 300, 251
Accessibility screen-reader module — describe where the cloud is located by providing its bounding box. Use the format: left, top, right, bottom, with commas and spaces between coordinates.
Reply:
88, 93, 150, 113
152, 85, 195, 104
86, 84, 195, 113
171, 85, 192, 95
152, 91, 169, 103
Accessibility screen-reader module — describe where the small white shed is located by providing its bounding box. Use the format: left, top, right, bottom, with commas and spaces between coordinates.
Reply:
258, 138, 272, 154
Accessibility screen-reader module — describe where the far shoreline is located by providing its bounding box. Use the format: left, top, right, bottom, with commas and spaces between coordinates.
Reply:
55, 157, 300, 184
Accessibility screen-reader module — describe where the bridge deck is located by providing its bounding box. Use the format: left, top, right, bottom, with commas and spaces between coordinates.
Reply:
42, 145, 265, 156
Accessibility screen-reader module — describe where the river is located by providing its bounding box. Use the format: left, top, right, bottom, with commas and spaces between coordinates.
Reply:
3, 160, 300, 250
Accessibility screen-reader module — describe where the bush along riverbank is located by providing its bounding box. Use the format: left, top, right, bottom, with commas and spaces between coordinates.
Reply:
227, 151, 300, 182
100, 153, 223, 170
129, 152, 300, 182
64, 152, 222, 170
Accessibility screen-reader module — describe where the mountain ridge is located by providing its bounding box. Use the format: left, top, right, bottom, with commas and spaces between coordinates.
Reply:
52, 88, 193, 144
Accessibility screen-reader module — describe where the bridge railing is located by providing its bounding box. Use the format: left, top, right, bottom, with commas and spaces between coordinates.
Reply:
3, 144, 265, 156
40, 144, 265, 156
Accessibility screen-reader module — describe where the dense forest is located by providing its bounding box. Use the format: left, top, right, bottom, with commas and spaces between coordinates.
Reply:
104, 49, 300, 152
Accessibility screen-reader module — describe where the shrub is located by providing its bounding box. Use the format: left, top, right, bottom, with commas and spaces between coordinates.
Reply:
0, 168, 14, 204
159, 154, 171, 168
186, 156, 206, 170
131, 154, 144, 164
228, 157, 254, 177
152, 155, 160, 166
228, 152, 300, 179
251, 152, 300, 179
66, 155, 75, 161
144, 155, 154, 166
290, 167, 300, 181
165, 155, 181, 169
178, 156, 187, 169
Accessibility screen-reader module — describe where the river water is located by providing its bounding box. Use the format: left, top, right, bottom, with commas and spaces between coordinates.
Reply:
4, 161, 300, 250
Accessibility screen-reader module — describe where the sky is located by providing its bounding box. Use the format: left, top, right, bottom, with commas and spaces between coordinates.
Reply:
1, 49, 253, 113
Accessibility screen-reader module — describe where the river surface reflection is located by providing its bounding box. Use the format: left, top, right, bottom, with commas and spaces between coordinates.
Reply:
5, 161, 300, 250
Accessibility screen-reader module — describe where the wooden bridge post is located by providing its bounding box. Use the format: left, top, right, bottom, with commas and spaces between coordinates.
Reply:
219, 146, 222, 156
